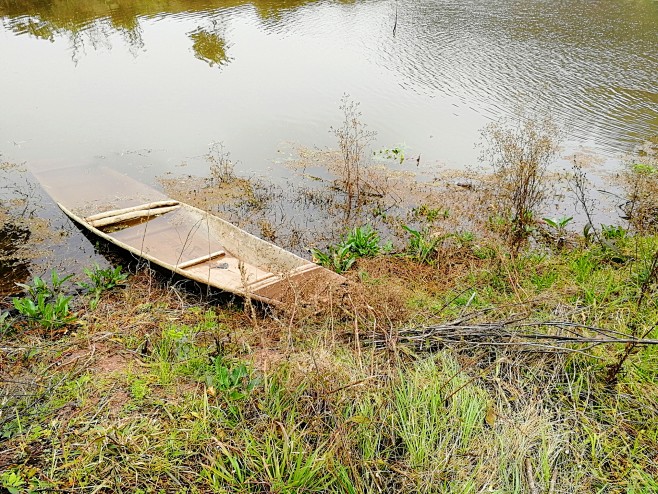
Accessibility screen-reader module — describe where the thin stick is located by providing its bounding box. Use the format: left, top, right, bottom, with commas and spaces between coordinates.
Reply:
392, 0, 398, 36
525, 458, 539, 494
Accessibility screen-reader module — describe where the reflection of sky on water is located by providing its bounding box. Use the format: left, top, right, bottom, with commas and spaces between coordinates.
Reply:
0, 0, 656, 182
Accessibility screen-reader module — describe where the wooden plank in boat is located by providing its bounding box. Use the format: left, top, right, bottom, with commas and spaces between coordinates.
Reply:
183, 256, 277, 291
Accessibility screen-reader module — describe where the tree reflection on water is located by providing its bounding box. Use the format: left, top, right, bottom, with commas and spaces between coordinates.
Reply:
189, 26, 230, 67
0, 0, 340, 62
0, 222, 32, 297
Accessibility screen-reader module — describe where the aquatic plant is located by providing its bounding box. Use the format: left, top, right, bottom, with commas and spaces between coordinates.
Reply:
413, 204, 449, 223
311, 243, 357, 274
15, 269, 73, 300
206, 142, 236, 185
343, 225, 390, 258
543, 216, 572, 233
543, 216, 573, 248
373, 145, 405, 164
620, 142, 658, 233
12, 270, 76, 330
331, 94, 376, 215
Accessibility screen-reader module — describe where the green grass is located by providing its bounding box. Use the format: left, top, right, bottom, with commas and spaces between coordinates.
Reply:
3, 234, 658, 492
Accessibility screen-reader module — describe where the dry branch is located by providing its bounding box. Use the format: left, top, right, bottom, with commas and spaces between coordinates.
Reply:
363, 316, 658, 353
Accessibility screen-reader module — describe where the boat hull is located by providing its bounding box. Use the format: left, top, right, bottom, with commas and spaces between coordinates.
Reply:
36, 166, 345, 304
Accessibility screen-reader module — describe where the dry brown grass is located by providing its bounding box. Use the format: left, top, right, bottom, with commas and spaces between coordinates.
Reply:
620, 138, 658, 233
479, 113, 562, 248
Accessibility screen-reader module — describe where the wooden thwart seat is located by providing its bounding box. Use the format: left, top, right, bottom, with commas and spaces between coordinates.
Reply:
86, 201, 181, 227
177, 250, 226, 269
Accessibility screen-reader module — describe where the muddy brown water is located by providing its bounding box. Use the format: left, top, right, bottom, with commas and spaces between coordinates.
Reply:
0, 0, 657, 292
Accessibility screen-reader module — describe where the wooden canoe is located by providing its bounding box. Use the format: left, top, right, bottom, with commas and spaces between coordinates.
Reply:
34, 166, 346, 304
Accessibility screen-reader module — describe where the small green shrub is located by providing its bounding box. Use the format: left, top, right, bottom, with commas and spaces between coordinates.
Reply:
78, 264, 127, 308
208, 357, 260, 401
13, 293, 75, 330
312, 225, 389, 273
403, 225, 442, 264
311, 244, 357, 274
542, 216, 573, 248
0, 470, 25, 494
601, 224, 627, 240
12, 270, 76, 330
153, 324, 195, 363
15, 276, 49, 299
455, 231, 475, 245
543, 216, 573, 233
344, 225, 390, 258
15, 269, 72, 299
129, 378, 150, 401
632, 163, 657, 175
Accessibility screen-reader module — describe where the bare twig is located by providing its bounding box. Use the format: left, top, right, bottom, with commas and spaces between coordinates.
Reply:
525, 458, 539, 494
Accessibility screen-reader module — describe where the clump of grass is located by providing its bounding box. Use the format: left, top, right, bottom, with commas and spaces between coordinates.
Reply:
311, 242, 358, 274
402, 225, 443, 264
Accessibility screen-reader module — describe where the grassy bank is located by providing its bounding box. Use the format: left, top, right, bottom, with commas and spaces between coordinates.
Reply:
3, 111, 658, 492
2, 227, 658, 493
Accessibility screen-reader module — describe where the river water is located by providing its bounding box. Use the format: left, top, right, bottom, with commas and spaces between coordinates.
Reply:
1, 0, 657, 176
0, 0, 657, 291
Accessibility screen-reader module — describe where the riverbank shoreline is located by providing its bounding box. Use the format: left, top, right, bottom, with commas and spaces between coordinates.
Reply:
3, 221, 658, 491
